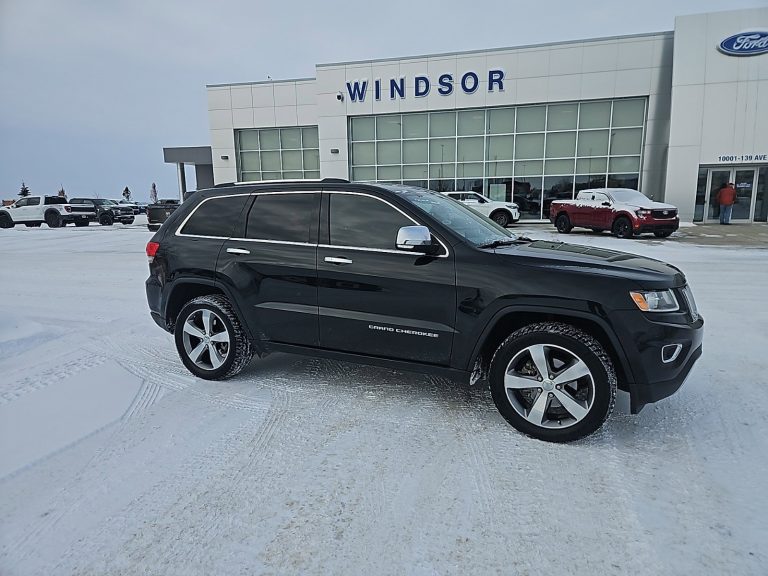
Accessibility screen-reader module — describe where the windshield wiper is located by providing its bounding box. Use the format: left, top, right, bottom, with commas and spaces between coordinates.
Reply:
477, 238, 521, 249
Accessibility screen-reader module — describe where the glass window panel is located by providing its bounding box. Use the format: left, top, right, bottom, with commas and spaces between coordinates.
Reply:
304, 170, 321, 179
579, 102, 611, 129
403, 165, 428, 179
281, 150, 302, 171
458, 137, 484, 162
404, 179, 429, 189
515, 160, 543, 176
456, 179, 484, 192
260, 150, 281, 171
577, 130, 609, 156
515, 133, 544, 159
513, 177, 543, 219
181, 195, 250, 237
240, 151, 260, 171
352, 166, 376, 181
303, 149, 320, 170
486, 135, 514, 161
239, 130, 259, 150
282, 171, 303, 179
456, 163, 484, 178
694, 167, 708, 222
608, 156, 641, 173
516, 106, 546, 133
547, 103, 578, 130
545, 158, 575, 175
575, 174, 607, 193
458, 110, 486, 135
377, 116, 401, 139
545, 132, 576, 158
429, 138, 456, 162
402, 114, 428, 138
330, 194, 411, 250
576, 157, 608, 173
302, 127, 319, 148
262, 171, 282, 180
259, 129, 280, 150
351, 117, 375, 140
403, 140, 428, 164
377, 141, 401, 164
487, 108, 515, 134
280, 128, 301, 149
612, 99, 646, 127
485, 162, 514, 177
754, 167, 768, 222
487, 178, 514, 202
246, 193, 316, 242
543, 176, 575, 211
241, 171, 261, 181
610, 128, 643, 155
428, 180, 455, 192
430, 111, 456, 137
430, 163, 455, 178
351, 142, 375, 165
377, 165, 402, 180
607, 173, 639, 189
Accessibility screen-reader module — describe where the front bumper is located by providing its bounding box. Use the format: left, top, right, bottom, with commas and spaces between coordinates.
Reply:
609, 308, 704, 413
634, 216, 680, 234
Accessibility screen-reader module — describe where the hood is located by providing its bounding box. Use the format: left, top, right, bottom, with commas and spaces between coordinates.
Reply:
495, 240, 686, 287
622, 199, 676, 210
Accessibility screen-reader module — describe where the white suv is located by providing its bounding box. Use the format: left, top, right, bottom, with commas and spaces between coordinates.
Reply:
0, 196, 92, 228
444, 192, 520, 227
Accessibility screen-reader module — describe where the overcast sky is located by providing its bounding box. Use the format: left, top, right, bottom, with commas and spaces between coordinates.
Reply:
0, 0, 764, 201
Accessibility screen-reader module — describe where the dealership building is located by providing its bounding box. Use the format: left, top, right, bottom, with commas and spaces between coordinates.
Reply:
194, 7, 767, 222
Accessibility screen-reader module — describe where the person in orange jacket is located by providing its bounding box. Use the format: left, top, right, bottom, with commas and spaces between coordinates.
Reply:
716, 182, 737, 224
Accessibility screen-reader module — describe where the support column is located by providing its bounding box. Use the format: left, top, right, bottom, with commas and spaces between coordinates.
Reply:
177, 163, 187, 200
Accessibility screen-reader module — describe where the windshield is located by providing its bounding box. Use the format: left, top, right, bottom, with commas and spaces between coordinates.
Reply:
92, 199, 116, 206
608, 189, 647, 203
384, 185, 515, 247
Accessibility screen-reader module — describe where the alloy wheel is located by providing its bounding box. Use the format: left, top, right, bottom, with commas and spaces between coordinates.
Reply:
181, 308, 231, 370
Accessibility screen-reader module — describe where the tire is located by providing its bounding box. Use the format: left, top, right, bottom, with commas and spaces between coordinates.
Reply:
174, 295, 253, 380
654, 230, 672, 238
0, 214, 15, 228
612, 216, 633, 239
45, 211, 62, 228
99, 213, 114, 226
125, 217, 135, 225
489, 322, 616, 442
555, 213, 572, 233
491, 210, 511, 228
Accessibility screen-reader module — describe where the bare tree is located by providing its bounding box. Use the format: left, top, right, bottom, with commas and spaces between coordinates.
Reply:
150, 183, 158, 204
58, 185, 66, 198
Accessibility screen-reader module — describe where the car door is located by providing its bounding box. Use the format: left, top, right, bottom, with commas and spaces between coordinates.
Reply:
15, 197, 40, 222
590, 192, 614, 228
317, 190, 456, 365
216, 190, 320, 347
468, 193, 492, 217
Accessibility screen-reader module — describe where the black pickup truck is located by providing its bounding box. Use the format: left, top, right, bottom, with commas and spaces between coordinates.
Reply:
69, 198, 135, 225
146, 199, 181, 232
145, 181, 703, 442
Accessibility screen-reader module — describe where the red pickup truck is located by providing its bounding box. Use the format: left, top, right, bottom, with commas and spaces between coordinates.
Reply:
549, 188, 679, 239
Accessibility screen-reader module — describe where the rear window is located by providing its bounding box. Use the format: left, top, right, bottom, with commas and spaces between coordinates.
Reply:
245, 193, 318, 243
180, 195, 250, 237
44, 197, 67, 205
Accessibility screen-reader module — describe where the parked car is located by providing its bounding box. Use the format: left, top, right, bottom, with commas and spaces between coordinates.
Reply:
117, 200, 140, 215
145, 181, 703, 443
0, 195, 93, 228
443, 191, 520, 227
146, 198, 180, 231
550, 188, 679, 239
69, 198, 135, 225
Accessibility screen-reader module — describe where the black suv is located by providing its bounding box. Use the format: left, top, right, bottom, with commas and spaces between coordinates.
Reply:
69, 198, 135, 225
145, 181, 703, 442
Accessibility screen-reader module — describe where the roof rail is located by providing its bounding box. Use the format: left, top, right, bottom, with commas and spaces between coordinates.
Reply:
215, 177, 351, 187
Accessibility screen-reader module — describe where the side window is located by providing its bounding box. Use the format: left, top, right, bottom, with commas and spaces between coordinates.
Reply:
245, 193, 317, 242
594, 193, 609, 204
28, 197, 41, 206
180, 195, 250, 237
15, 198, 28, 207
329, 193, 412, 251
44, 197, 67, 205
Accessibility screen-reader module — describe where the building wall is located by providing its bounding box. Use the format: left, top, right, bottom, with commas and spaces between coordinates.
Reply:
666, 8, 768, 220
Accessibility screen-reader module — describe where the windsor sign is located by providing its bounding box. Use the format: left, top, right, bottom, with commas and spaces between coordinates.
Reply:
345, 69, 505, 102
718, 31, 768, 56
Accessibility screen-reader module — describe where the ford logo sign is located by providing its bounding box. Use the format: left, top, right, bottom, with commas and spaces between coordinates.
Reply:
718, 31, 768, 56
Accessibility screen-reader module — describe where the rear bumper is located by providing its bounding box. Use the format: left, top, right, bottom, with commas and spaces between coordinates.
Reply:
62, 213, 94, 222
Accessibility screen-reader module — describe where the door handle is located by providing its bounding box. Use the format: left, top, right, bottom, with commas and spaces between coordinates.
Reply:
226, 247, 251, 255
324, 256, 353, 265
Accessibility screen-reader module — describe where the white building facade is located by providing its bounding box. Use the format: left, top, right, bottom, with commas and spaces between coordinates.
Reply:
207, 7, 768, 222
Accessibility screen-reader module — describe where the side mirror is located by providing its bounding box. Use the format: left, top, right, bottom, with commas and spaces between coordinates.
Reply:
602, 201, 611, 207
396, 225, 433, 253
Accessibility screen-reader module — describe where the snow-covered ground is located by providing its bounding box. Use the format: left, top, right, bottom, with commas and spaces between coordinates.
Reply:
1, 220, 766, 576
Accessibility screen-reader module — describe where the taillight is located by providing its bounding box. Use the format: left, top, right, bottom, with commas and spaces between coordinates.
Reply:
146, 241, 160, 262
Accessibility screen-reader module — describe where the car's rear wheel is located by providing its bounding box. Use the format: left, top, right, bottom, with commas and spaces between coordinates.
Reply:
0, 214, 15, 228
489, 322, 616, 442
491, 210, 511, 227
174, 295, 253, 380
555, 213, 572, 233
612, 216, 633, 239
45, 211, 62, 228
654, 230, 673, 238
99, 213, 114, 226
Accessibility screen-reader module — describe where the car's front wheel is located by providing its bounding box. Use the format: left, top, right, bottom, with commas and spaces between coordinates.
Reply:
555, 213, 572, 233
612, 216, 633, 239
0, 214, 15, 228
99, 213, 114, 226
174, 295, 253, 380
491, 210, 511, 227
489, 322, 616, 442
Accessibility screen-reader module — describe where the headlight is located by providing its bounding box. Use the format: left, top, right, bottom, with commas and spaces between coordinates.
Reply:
629, 289, 679, 312
506, 204, 518, 209
636, 209, 651, 217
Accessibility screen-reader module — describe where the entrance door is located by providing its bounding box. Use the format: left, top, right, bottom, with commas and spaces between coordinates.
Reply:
704, 167, 758, 221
